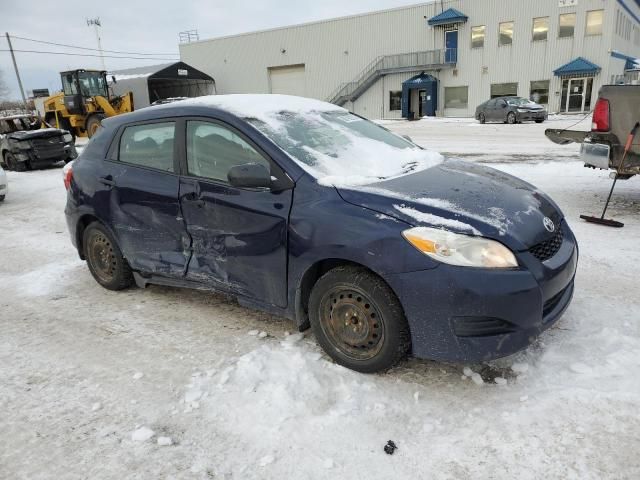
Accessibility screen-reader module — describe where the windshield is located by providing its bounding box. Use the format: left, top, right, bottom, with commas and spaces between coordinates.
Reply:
77, 72, 108, 97
506, 97, 533, 106
247, 110, 442, 186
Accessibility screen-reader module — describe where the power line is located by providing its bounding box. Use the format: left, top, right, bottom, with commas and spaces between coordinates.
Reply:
0, 48, 179, 61
9, 35, 179, 56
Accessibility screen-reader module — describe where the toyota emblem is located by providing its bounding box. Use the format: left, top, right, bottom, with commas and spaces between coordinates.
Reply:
543, 217, 555, 233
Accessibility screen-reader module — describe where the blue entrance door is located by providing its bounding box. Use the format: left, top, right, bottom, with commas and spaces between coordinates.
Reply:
445, 30, 458, 63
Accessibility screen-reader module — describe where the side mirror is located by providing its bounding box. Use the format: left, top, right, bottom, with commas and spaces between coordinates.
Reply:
402, 134, 413, 143
111, 75, 117, 84
502, 103, 507, 108
227, 163, 272, 189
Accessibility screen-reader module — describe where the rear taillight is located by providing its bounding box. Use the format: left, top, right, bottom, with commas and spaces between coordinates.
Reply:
63, 162, 73, 190
592, 98, 610, 132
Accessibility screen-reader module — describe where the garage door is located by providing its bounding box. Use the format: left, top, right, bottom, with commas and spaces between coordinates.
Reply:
269, 64, 306, 97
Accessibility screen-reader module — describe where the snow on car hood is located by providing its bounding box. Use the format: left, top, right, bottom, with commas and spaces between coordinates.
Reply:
338, 159, 564, 250
8, 128, 66, 141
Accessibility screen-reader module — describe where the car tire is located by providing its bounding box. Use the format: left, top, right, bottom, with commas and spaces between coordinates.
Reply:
86, 114, 106, 138
83, 222, 134, 291
4, 152, 26, 172
479, 113, 486, 124
0, 195, 5, 202
535, 119, 544, 123
507, 112, 517, 124
308, 265, 411, 373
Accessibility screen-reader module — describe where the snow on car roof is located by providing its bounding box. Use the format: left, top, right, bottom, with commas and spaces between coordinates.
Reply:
176, 94, 346, 118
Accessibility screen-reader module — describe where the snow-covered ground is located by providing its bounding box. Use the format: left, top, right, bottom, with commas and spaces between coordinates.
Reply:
1, 117, 639, 479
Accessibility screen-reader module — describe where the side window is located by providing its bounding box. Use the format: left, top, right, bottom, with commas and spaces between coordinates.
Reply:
186, 121, 270, 183
487, 99, 497, 107
119, 122, 175, 172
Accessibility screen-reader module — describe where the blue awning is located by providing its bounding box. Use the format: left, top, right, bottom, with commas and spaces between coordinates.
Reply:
402, 72, 438, 86
427, 8, 468, 26
553, 57, 601, 77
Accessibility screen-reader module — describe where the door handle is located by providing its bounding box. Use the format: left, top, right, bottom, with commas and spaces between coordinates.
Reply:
99, 176, 115, 187
182, 192, 205, 208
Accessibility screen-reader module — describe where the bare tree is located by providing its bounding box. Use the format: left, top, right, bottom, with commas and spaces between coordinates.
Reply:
0, 69, 11, 100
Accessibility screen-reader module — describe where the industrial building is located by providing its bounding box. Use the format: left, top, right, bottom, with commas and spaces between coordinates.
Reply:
180, 0, 640, 119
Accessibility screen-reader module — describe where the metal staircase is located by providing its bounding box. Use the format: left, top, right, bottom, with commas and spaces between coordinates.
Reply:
327, 49, 456, 106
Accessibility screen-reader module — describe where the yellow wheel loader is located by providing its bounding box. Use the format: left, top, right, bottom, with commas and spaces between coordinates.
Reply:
43, 69, 134, 139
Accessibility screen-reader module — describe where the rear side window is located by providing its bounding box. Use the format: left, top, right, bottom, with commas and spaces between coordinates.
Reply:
119, 122, 175, 172
186, 120, 269, 183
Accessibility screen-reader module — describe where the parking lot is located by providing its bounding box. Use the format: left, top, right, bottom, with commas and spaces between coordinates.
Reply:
1, 116, 639, 479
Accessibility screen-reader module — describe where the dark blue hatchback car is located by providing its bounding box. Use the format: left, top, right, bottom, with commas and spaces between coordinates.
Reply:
64, 95, 577, 373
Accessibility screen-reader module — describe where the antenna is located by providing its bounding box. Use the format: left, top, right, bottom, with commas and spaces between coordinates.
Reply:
87, 17, 106, 70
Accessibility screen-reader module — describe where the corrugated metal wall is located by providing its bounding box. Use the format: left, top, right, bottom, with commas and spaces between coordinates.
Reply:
180, 0, 640, 118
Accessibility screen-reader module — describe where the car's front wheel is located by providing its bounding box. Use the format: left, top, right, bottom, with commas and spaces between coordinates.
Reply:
535, 119, 545, 123
507, 112, 517, 124
309, 266, 410, 373
83, 222, 133, 290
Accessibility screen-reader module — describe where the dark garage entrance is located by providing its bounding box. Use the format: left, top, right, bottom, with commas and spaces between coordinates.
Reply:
401, 73, 438, 119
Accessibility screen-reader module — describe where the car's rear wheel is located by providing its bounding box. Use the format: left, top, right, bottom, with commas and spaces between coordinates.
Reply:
309, 266, 410, 373
535, 119, 544, 123
0, 195, 5, 202
83, 222, 133, 291
507, 112, 517, 124
479, 113, 486, 124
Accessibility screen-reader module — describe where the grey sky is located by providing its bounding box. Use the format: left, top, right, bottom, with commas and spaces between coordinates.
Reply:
1, 0, 421, 100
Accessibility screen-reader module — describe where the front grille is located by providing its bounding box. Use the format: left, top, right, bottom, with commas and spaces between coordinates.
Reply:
31, 136, 66, 160
452, 317, 517, 337
529, 226, 564, 262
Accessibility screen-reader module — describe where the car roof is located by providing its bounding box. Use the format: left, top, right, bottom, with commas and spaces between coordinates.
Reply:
103, 94, 346, 129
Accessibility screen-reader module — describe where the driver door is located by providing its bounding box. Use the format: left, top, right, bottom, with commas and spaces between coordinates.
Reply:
178, 119, 293, 308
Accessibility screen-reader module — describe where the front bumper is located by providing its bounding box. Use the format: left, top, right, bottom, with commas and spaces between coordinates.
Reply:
13, 143, 77, 166
386, 223, 578, 362
516, 111, 548, 122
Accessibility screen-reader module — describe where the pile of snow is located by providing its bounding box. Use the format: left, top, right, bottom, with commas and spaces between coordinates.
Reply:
178, 94, 443, 187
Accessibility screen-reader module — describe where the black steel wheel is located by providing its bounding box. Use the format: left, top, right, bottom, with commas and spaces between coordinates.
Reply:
309, 266, 410, 373
479, 113, 486, 124
83, 222, 133, 290
507, 112, 517, 124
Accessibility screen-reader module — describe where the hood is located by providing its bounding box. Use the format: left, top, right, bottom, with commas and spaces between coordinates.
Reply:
337, 160, 563, 251
8, 128, 66, 141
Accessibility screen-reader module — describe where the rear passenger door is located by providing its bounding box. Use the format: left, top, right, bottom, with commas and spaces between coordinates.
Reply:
178, 118, 293, 307
99, 120, 189, 277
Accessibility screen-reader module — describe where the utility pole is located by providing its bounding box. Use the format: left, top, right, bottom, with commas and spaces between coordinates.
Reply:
87, 17, 106, 70
5, 32, 28, 107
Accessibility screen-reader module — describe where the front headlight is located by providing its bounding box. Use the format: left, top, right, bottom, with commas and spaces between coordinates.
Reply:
63, 133, 73, 143
402, 227, 518, 268
517, 108, 529, 113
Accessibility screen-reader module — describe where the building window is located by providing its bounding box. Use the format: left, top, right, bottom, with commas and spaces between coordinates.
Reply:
559, 13, 576, 38
389, 91, 402, 111
530, 80, 550, 104
490, 83, 518, 98
586, 10, 604, 36
444, 86, 468, 109
499, 21, 514, 45
471, 26, 485, 48
532, 17, 549, 41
